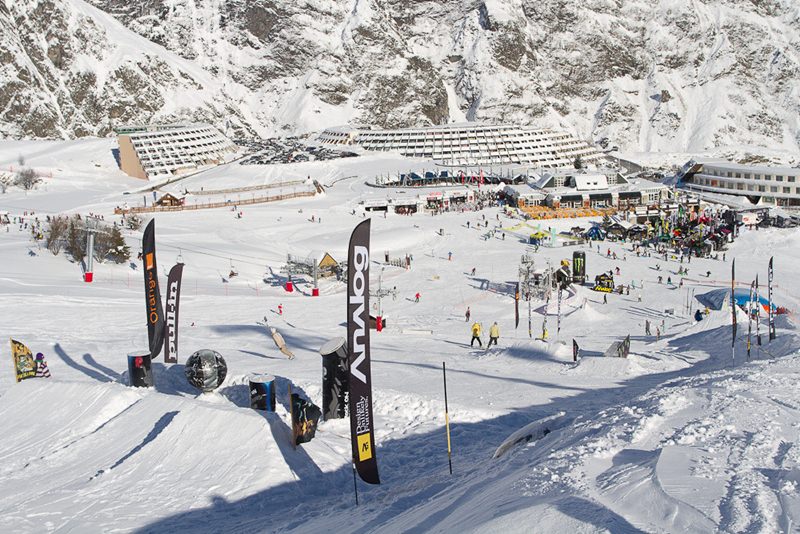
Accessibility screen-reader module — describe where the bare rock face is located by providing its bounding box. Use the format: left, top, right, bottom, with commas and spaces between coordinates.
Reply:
0, 0, 798, 154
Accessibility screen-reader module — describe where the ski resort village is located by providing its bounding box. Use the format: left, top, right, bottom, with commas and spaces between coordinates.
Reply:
2, 1, 800, 533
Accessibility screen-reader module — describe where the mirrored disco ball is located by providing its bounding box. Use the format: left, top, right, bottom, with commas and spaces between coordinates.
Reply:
185, 349, 228, 392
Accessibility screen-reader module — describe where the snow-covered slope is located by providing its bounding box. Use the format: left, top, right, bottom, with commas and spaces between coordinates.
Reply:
2, 138, 800, 531
1, 0, 799, 154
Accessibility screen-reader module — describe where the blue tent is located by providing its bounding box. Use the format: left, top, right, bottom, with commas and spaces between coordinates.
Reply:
584, 226, 606, 240
697, 288, 775, 311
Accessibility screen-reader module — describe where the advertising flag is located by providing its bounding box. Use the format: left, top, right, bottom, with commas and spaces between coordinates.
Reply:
10, 339, 36, 382
142, 219, 165, 360
731, 259, 736, 350
768, 257, 776, 341
164, 263, 184, 364
755, 275, 761, 346
291, 393, 322, 446
347, 219, 380, 485
747, 280, 754, 359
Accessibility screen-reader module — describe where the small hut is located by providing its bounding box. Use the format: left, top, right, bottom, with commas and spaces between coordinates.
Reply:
155, 193, 184, 207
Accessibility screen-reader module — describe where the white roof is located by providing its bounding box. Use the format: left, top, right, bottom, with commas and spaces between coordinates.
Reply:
574, 174, 608, 191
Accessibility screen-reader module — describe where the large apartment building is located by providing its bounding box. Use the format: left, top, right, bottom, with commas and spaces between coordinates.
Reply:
116, 124, 237, 180
317, 123, 604, 168
681, 160, 800, 208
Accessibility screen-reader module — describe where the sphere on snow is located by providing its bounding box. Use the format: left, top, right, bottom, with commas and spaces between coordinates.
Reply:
185, 349, 227, 392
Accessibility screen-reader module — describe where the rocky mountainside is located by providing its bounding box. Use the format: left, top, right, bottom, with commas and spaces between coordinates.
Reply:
1, 0, 799, 153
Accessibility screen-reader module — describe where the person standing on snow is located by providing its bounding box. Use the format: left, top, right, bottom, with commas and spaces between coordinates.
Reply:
470, 321, 483, 347
488, 322, 500, 347
465, 307, 471, 322
415, 292, 420, 303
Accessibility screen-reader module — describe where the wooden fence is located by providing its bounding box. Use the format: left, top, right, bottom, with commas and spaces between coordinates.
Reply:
186, 180, 306, 196
114, 190, 316, 215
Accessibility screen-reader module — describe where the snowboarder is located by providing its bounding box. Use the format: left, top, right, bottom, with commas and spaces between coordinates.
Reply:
488, 322, 500, 347
414, 292, 420, 303
471, 267, 476, 276
470, 322, 483, 347
694, 309, 704, 322
667, 276, 672, 285
465, 307, 471, 322
645, 320, 651, 336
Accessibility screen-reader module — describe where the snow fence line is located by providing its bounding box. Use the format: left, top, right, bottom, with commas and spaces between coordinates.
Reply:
493, 411, 570, 459
396, 328, 434, 335
114, 190, 316, 215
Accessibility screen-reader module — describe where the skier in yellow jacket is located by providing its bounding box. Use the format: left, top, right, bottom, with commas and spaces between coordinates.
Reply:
488, 321, 500, 347
470, 321, 483, 347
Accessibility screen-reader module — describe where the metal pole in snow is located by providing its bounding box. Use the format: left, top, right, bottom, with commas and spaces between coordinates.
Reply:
443, 361, 453, 475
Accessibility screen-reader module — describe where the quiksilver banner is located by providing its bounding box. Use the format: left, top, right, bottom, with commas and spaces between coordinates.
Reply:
164, 263, 184, 364
142, 219, 165, 360
347, 219, 380, 485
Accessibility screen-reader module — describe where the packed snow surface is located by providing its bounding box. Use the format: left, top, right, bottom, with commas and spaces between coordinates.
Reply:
1, 139, 799, 532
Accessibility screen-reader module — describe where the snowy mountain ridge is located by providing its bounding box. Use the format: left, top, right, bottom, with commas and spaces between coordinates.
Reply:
1, 0, 799, 153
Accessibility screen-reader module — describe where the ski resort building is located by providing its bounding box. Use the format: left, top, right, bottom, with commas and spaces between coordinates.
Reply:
317, 123, 604, 168
506, 170, 669, 209
679, 159, 800, 208
116, 124, 237, 180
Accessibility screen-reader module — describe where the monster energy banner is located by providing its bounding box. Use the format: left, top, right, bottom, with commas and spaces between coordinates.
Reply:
768, 257, 775, 341
572, 251, 585, 285
347, 219, 380, 485
10, 338, 36, 382
291, 393, 322, 446
164, 263, 184, 364
515, 282, 520, 329
142, 219, 165, 360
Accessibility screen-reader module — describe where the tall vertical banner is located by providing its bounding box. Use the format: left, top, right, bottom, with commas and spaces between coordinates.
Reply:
347, 220, 380, 485
142, 219, 165, 360
755, 275, 761, 346
557, 288, 563, 335
514, 282, 520, 329
731, 260, 736, 359
747, 281, 754, 359
163, 263, 184, 364
768, 257, 776, 341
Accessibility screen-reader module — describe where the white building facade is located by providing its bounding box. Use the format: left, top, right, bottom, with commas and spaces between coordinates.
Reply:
117, 124, 237, 180
317, 123, 604, 168
682, 160, 800, 208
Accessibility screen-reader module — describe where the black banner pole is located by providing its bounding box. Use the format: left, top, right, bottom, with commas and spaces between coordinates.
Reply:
443, 361, 452, 475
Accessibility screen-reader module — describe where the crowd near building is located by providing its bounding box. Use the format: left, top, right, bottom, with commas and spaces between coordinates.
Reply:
503, 170, 670, 210
317, 123, 604, 168
116, 124, 237, 180
679, 159, 800, 208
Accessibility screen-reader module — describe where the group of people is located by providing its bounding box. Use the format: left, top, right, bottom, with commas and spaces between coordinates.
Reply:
469, 319, 501, 348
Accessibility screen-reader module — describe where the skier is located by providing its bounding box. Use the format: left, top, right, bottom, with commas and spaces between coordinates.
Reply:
415, 292, 420, 303
470, 321, 483, 347
471, 267, 476, 276
277, 304, 283, 315
603, 293, 608, 305
488, 322, 500, 347
465, 307, 471, 322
